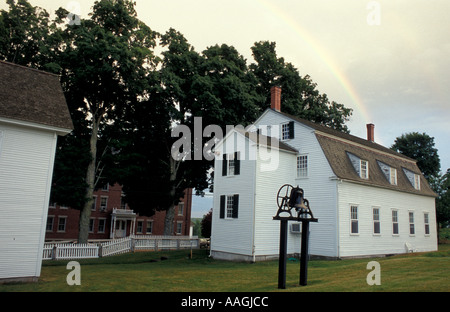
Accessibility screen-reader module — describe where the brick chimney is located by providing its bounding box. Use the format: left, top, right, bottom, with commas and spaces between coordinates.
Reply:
367, 123, 375, 142
271, 86, 281, 112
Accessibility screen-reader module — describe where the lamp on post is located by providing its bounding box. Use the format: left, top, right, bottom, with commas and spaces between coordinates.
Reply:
273, 184, 318, 288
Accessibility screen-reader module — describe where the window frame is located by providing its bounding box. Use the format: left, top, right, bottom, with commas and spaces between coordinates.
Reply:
98, 218, 106, 233
392, 209, 399, 235
136, 220, 144, 234
222, 152, 240, 176
297, 154, 308, 178
360, 159, 369, 179
409, 211, 415, 235
414, 174, 421, 190
373, 207, 381, 235
220, 194, 239, 219
178, 202, 185, 216
424, 212, 430, 235
281, 121, 294, 141
46, 216, 54, 232
89, 218, 95, 233
350, 205, 359, 235
176, 221, 183, 235
57, 216, 67, 232
100, 196, 108, 212
390, 167, 398, 185
91, 195, 97, 211
146, 221, 153, 234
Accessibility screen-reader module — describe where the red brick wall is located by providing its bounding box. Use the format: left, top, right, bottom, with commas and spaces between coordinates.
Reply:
45, 184, 193, 241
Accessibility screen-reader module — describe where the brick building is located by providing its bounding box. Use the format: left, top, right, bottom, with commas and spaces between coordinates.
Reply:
45, 184, 192, 241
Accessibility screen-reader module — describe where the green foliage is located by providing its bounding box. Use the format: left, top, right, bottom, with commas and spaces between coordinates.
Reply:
0, 0, 354, 234
201, 209, 212, 238
435, 169, 450, 227
0, 0, 51, 67
391, 132, 441, 181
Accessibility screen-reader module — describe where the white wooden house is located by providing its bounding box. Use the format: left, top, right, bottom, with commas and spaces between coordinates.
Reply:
210, 86, 437, 261
0, 61, 73, 282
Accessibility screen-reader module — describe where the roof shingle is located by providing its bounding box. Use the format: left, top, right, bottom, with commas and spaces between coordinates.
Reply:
0, 60, 73, 132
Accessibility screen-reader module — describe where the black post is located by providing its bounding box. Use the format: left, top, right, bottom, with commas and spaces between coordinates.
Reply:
300, 220, 310, 286
278, 219, 288, 289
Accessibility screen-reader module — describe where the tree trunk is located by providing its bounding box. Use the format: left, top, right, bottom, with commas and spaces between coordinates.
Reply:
78, 117, 99, 243
164, 203, 175, 236
163, 157, 179, 235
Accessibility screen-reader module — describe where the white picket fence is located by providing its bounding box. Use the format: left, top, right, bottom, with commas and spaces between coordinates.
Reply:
43, 235, 199, 260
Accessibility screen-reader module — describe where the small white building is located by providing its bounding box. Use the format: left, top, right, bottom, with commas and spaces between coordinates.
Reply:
210, 86, 437, 261
0, 61, 73, 282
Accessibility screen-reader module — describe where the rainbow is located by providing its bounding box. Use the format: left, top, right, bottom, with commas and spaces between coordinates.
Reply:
258, 0, 372, 125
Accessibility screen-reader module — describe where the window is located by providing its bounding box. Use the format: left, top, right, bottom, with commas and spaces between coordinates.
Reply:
403, 168, 421, 190
91, 196, 97, 211
222, 152, 240, 176
297, 155, 308, 178
392, 210, 399, 235
58, 217, 67, 232
46, 216, 54, 232
409, 212, 415, 235
102, 183, 109, 191
390, 168, 398, 185
178, 202, 184, 216
146, 221, 153, 234
281, 121, 294, 141
350, 205, 359, 234
220, 194, 239, 219
360, 160, 369, 179
347, 152, 369, 179
373, 208, 381, 234
176, 222, 183, 235
100, 196, 108, 211
89, 218, 95, 233
137, 221, 143, 234
377, 161, 397, 185
424, 213, 430, 235
98, 219, 106, 233
291, 223, 301, 233
120, 196, 127, 209
414, 174, 421, 190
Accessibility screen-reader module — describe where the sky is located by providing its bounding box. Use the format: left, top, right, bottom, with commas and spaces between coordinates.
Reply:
2, 0, 449, 217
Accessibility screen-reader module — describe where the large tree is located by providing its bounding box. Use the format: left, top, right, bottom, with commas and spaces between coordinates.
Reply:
53, 0, 158, 243
391, 132, 441, 181
114, 30, 263, 235
0, 0, 51, 68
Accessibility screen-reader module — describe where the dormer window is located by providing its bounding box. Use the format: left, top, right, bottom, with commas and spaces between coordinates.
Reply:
347, 152, 369, 179
360, 160, 369, 179
414, 174, 420, 190
390, 168, 398, 185
403, 168, 421, 190
377, 160, 397, 185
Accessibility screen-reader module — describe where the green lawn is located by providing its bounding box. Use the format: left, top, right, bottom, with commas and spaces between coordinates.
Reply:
1, 244, 449, 292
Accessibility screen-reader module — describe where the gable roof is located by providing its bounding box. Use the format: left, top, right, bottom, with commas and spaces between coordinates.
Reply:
261, 108, 436, 197
0, 60, 73, 133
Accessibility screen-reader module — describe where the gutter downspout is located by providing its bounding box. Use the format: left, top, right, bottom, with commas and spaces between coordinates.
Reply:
330, 176, 342, 259
251, 144, 258, 263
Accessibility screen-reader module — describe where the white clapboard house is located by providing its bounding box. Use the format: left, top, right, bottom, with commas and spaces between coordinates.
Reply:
0, 61, 73, 282
210, 86, 437, 261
